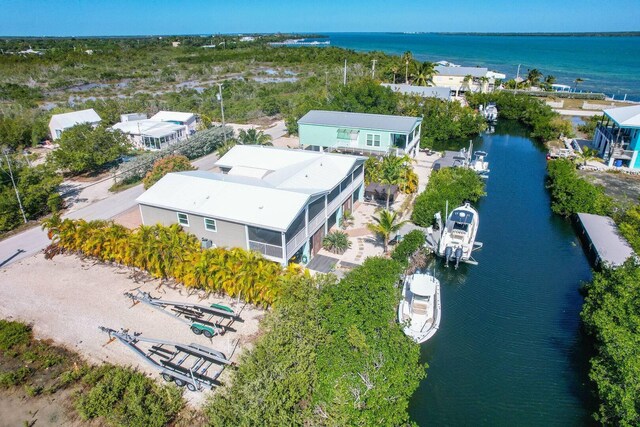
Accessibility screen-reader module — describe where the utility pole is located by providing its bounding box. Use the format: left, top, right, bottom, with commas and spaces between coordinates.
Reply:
1, 149, 27, 224
371, 59, 377, 78
515, 64, 521, 92
405, 59, 409, 84
343, 59, 347, 86
216, 83, 227, 144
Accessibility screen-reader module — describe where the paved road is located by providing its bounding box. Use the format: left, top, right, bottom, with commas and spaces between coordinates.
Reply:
0, 151, 221, 269
553, 109, 603, 117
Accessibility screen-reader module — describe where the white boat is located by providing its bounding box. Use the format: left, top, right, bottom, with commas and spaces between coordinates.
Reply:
398, 273, 441, 343
470, 150, 490, 177
480, 102, 498, 122
437, 202, 482, 268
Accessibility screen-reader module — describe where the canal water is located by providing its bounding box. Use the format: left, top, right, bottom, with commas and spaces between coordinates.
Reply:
411, 122, 597, 426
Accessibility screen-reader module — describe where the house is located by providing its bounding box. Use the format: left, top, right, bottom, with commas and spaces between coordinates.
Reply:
136, 145, 366, 265
48, 108, 101, 140
432, 66, 503, 95
382, 83, 451, 101
298, 110, 422, 157
592, 105, 640, 169
149, 111, 198, 134
112, 119, 188, 150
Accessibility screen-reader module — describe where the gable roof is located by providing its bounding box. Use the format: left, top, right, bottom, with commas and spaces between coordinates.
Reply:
435, 66, 488, 78
112, 120, 184, 138
604, 105, 640, 127
298, 110, 421, 133
382, 83, 451, 101
49, 109, 101, 130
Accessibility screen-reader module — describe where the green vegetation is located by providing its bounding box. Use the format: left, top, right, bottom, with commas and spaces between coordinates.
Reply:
0, 158, 62, 233
368, 209, 408, 253
76, 365, 184, 427
143, 154, 194, 189
617, 204, 640, 253
236, 128, 272, 145
391, 229, 426, 267
365, 154, 418, 196
51, 124, 131, 174
577, 115, 601, 139
412, 168, 486, 227
545, 159, 612, 216
581, 260, 640, 426
466, 92, 574, 142
322, 230, 352, 254
207, 258, 424, 426
42, 217, 302, 306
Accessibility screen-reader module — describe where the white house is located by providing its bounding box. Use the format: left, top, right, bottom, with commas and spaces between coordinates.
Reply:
432, 66, 504, 95
149, 111, 198, 134
382, 83, 451, 101
48, 109, 101, 140
137, 145, 366, 266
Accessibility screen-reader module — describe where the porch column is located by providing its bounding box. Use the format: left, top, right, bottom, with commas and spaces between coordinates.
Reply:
281, 232, 286, 262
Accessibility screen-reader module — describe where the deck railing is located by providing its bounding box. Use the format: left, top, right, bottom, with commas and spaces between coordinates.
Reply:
248, 240, 283, 259
285, 227, 307, 258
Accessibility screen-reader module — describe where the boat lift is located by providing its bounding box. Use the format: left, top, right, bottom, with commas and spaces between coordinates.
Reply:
425, 210, 483, 269
124, 290, 242, 338
99, 327, 232, 391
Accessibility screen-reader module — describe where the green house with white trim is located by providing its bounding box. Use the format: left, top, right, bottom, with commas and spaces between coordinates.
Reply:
298, 110, 423, 156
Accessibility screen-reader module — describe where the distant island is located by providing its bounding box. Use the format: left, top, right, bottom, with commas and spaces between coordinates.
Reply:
396, 31, 640, 37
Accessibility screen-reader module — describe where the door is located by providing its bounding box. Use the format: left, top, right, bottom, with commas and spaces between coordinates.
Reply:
311, 227, 326, 256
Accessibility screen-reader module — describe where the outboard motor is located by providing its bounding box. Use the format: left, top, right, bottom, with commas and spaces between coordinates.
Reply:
454, 247, 463, 269
444, 246, 453, 268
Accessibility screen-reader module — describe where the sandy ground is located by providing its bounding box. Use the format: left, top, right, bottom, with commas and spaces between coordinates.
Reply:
0, 253, 265, 406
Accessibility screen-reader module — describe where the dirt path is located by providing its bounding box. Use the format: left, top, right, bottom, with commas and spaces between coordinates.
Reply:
0, 253, 265, 406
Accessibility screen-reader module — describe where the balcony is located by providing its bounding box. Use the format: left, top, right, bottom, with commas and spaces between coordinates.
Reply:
285, 227, 307, 258
597, 124, 631, 146
327, 172, 364, 215
248, 240, 283, 259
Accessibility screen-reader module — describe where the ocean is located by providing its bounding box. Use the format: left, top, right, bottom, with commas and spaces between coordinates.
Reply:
326, 33, 640, 101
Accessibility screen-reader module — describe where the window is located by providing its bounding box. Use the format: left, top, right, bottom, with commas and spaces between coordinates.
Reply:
366, 134, 381, 147
391, 133, 407, 148
177, 212, 189, 226
204, 217, 217, 232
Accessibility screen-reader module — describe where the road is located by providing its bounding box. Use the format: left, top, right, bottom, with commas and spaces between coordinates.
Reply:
553, 109, 603, 117
0, 150, 221, 269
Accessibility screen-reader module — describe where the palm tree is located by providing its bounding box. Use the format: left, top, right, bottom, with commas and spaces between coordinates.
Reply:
386, 62, 401, 84
237, 128, 272, 146
402, 51, 414, 84
367, 209, 408, 253
413, 62, 437, 86
526, 68, 543, 86
216, 140, 237, 157
574, 78, 584, 92
462, 75, 473, 93
575, 147, 600, 166
380, 154, 412, 209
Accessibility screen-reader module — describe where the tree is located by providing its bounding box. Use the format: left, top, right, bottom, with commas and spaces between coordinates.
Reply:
402, 51, 414, 84
237, 128, 272, 146
574, 78, 584, 92
574, 147, 600, 167
462, 74, 473, 92
412, 62, 436, 86
526, 68, 543, 86
618, 204, 640, 253
544, 75, 557, 89
51, 124, 131, 174
367, 209, 407, 253
322, 231, 352, 254
379, 154, 412, 208
143, 154, 195, 189
328, 79, 399, 115
386, 62, 401, 84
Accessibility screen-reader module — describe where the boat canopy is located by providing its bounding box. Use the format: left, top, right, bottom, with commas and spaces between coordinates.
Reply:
451, 209, 474, 225
408, 274, 437, 296
474, 151, 487, 157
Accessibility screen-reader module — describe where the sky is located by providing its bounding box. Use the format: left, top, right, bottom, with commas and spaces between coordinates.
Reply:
2, 0, 639, 36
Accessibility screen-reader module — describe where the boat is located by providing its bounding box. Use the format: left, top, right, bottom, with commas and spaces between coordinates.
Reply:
398, 272, 441, 343
437, 202, 482, 268
480, 102, 498, 122
470, 150, 490, 177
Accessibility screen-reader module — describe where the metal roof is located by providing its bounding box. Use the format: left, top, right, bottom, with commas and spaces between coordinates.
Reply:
434, 66, 488, 78
603, 105, 640, 128
112, 120, 184, 138
382, 83, 451, 101
298, 110, 421, 133
577, 213, 635, 267
150, 111, 195, 123
49, 108, 101, 130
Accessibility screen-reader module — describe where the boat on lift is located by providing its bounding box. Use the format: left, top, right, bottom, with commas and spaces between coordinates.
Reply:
470, 150, 490, 177
480, 102, 498, 122
437, 202, 482, 268
398, 272, 441, 343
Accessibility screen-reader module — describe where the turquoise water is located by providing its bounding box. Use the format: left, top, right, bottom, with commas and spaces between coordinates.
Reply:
409, 122, 597, 426
327, 33, 640, 101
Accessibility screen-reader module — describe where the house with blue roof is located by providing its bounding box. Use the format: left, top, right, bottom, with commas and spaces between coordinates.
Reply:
593, 105, 640, 169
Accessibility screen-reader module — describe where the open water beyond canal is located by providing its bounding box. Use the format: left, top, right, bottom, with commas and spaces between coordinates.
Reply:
411, 122, 596, 426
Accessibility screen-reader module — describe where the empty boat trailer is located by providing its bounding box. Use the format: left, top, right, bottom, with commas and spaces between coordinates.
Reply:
99, 327, 232, 391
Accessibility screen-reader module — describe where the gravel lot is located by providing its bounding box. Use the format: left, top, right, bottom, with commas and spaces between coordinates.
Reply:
0, 253, 265, 405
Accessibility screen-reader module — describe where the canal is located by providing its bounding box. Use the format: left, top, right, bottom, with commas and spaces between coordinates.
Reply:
410, 122, 597, 426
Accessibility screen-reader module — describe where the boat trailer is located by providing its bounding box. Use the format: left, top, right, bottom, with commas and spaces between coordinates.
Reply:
99, 327, 231, 391
124, 290, 242, 338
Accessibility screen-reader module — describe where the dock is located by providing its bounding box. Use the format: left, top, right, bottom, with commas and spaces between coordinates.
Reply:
576, 213, 635, 268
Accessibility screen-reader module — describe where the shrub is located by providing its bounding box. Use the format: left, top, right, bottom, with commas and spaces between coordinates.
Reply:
581, 260, 640, 426
0, 367, 31, 388
546, 159, 612, 216
618, 204, 640, 253
412, 167, 485, 227
76, 365, 184, 427
0, 320, 31, 352
143, 154, 194, 189
322, 231, 351, 254
391, 230, 426, 266
42, 217, 303, 306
